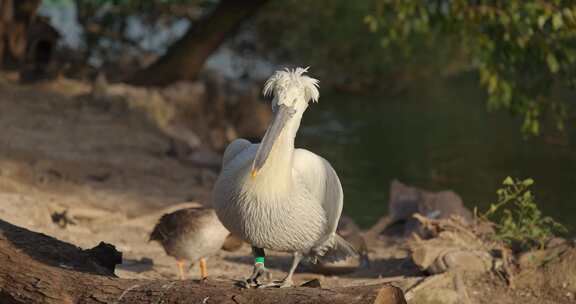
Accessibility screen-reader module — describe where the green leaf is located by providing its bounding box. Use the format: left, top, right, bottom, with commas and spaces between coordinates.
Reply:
364, 15, 379, 32
380, 37, 390, 48
538, 15, 547, 29
563, 8, 574, 21
488, 74, 498, 93
522, 178, 534, 186
531, 120, 540, 135
552, 13, 563, 30
490, 204, 497, 213
503, 176, 514, 185
547, 53, 560, 73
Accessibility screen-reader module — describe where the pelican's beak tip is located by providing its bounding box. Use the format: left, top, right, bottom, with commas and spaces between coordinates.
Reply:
250, 169, 258, 178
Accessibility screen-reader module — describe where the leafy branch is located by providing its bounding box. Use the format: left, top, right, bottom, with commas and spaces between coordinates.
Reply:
479, 177, 566, 251
368, 0, 576, 136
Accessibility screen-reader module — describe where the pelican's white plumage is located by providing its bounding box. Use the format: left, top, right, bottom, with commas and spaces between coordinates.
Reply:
263, 67, 320, 103
213, 67, 355, 287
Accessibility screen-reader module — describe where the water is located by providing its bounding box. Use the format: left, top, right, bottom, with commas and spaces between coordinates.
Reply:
298, 74, 576, 231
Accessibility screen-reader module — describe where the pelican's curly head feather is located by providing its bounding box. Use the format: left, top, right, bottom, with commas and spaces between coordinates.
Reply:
263, 67, 320, 108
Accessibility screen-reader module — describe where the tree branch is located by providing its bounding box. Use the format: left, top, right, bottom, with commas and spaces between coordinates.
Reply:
127, 0, 268, 87
0, 219, 406, 304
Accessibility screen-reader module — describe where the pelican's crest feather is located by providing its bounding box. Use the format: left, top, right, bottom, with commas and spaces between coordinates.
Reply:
263, 67, 320, 103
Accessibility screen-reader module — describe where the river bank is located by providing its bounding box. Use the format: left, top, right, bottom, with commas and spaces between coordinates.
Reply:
0, 75, 574, 303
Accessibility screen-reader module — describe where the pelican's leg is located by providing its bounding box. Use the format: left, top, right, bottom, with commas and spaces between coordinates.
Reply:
281, 252, 302, 287
239, 247, 271, 288
176, 259, 186, 280
258, 252, 302, 288
199, 257, 208, 280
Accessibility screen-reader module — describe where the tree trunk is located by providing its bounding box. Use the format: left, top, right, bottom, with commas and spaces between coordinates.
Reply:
0, 0, 41, 69
128, 0, 268, 87
0, 0, 13, 68
0, 219, 407, 304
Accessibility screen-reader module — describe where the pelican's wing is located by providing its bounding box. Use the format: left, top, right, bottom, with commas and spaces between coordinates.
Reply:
222, 138, 252, 167
293, 149, 343, 236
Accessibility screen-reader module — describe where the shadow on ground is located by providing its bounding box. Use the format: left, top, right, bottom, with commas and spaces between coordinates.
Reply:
224, 252, 423, 279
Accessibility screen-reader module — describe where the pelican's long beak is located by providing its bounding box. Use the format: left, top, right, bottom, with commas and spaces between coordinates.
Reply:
251, 105, 295, 177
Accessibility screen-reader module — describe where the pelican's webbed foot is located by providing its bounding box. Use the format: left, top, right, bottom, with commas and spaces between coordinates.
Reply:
257, 278, 293, 289
254, 252, 302, 288
237, 262, 271, 288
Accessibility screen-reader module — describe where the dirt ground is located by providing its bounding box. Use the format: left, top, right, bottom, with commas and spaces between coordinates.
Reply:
0, 76, 573, 303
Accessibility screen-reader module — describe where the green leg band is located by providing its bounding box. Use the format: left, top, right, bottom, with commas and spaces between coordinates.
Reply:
254, 257, 265, 266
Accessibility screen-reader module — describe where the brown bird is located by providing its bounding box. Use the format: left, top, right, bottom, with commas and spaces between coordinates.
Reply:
149, 207, 230, 280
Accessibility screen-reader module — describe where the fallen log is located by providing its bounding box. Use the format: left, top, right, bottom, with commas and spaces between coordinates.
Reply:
0, 219, 406, 304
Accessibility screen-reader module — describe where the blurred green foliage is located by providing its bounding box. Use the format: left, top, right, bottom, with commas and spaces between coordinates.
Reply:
249, 0, 463, 90
43, 0, 204, 5
368, 1, 576, 135
480, 177, 566, 250
42, 0, 576, 135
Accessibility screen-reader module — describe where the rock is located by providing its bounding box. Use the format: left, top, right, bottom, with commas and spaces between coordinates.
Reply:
517, 247, 576, 293
374, 285, 408, 304
388, 180, 473, 236
389, 180, 421, 221
411, 243, 448, 271
408, 216, 493, 274
518, 249, 548, 269
518, 244, 570, 270
428, 250, 492, 274
410, 287, 459, 304
420, 191, 472, 221
546, 237, 567, 248
411, 242, 492, 274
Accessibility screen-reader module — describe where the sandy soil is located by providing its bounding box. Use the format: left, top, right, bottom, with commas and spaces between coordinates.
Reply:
0, 77, 573, 303
0, 78, 414, 284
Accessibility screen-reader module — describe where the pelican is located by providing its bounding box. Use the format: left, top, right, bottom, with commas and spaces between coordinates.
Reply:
213, 67, 356, 288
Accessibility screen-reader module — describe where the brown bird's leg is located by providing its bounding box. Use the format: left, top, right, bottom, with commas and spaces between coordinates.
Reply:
176, 259, 186, 280
199, 257, 208, 280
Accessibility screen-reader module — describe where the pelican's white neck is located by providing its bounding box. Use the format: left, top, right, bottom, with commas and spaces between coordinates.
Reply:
253, 113, 302, 185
